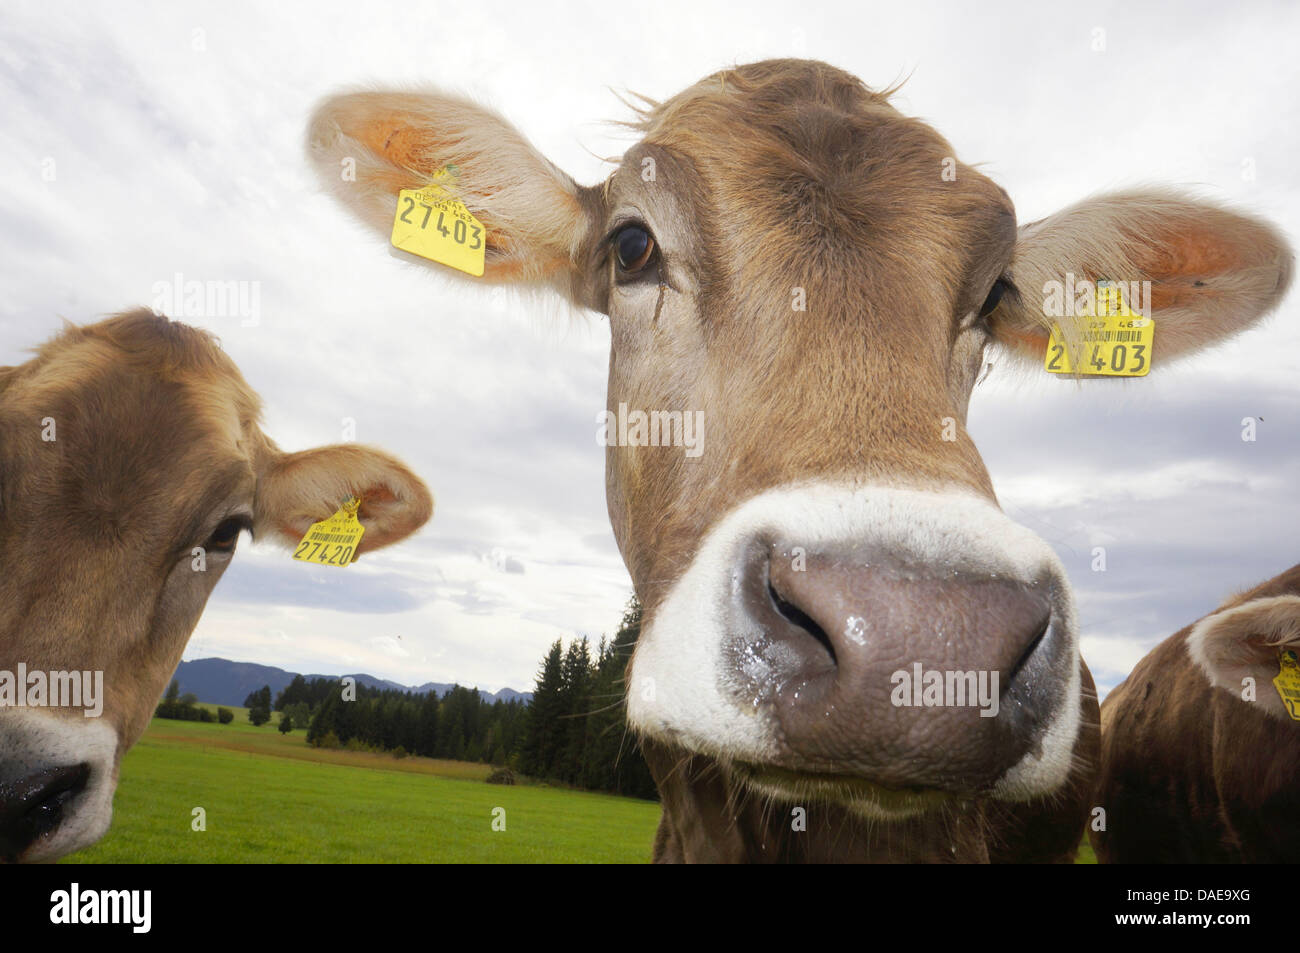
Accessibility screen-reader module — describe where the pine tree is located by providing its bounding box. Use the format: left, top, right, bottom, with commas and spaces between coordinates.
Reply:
519, 640, 565, 778
607, 596, 657, 798
579, 595, 657, 798
247, 684, 273, 727
307, 693, 340, 746
556, 637, 592, 784
275, 674, 309, 711
581, 637, 623, 791
416, 693, 439, 757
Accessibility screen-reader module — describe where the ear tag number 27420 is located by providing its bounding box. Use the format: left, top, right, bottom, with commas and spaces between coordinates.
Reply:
292, 497, 365, 568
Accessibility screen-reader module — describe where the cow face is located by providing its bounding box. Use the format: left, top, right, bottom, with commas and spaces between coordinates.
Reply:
307, 60, 1291, 818
0, 310, 433, 862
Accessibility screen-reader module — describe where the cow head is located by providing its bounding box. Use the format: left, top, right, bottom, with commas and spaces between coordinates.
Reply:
308, 60, 1291, 820
0, 310, 433, 862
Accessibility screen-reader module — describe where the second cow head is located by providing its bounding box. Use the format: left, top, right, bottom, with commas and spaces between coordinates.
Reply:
0, 310, 433, 861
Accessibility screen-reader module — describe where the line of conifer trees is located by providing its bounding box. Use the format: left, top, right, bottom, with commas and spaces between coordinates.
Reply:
155, 680, 226, 722
287, 678, 528, 763
177, 596, 658, 800
517, 597, 657, 799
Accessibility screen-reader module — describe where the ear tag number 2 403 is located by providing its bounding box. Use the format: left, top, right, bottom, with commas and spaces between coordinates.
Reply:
1044, 281, 1155, 377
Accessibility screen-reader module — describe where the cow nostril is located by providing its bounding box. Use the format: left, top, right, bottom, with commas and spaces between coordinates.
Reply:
0, 762, 91, 862
1004, 611, 1053, 695
768, 581, 838, 666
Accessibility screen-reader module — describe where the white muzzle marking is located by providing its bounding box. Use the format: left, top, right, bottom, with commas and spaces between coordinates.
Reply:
625, 482, 1083, 810
0, 710, 117, 862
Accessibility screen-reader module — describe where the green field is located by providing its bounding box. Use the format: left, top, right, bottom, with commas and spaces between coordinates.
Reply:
65, 711, 1093, 863
65, 714, 661, 863
1076, 838, 1096, 864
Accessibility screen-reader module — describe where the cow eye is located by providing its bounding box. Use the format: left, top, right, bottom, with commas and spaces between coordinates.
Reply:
979, 278, 1008, 319
614, 225, 656, 274
205, 516, 250, 553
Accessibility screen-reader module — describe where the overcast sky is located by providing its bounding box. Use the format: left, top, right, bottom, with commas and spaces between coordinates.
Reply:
1, 0, 1295, 697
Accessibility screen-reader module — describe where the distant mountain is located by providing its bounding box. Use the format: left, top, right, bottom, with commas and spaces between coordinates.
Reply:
409, 681, 532, 704
170, 658, 531, 707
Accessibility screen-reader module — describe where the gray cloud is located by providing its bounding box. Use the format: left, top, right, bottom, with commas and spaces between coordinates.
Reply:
215, 559, 428, 615
0, 1, 1296, 697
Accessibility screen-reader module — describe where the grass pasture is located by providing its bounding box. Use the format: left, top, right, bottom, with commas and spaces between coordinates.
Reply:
65, 715, 660, 863
65, 711, 1093, 864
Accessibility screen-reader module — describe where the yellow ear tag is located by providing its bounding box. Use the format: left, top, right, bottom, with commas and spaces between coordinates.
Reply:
390, 165, 486, 277
1044, 281, 1155, 377
292, 497, 365, 568
1272, 648, 1300, 722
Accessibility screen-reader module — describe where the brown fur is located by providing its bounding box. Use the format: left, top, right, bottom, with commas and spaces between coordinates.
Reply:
1092, 564, 1300, 863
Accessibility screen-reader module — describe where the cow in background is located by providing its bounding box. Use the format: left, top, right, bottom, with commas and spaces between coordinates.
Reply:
1093, 563, 1300, 863
0, 310, 433, 862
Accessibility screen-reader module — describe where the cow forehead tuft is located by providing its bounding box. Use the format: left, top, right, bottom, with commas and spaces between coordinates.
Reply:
24, 309, 262, 421
1, 313, 265, 525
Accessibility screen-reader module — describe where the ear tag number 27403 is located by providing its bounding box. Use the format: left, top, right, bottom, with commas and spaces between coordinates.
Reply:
1044, 282, 1154, 377
390, 165, 487, 277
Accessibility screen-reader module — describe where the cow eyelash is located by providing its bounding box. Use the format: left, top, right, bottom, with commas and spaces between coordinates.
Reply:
204, 514, 253, 553
979, 277, 1017, 321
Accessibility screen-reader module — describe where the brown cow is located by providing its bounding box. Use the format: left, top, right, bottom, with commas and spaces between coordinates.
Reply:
308, 59, 1292, 861
0, 310, 433, 862
1092, 564, 1300, 863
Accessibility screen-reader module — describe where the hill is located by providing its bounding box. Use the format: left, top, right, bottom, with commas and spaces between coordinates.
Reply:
170, 657, 530, 707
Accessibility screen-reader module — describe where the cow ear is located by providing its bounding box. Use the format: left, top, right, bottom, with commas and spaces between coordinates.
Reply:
255, 444, 433, 556
306, 89, 596, 298
1186, 595, 1300, 722
988, 190, 1293, 369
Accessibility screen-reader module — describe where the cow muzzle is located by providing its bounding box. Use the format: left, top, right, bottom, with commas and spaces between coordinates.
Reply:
0, 712, 117, 862
0, 762, 92, 861
734, 547, 1066, 794
626, 483, 1084, 816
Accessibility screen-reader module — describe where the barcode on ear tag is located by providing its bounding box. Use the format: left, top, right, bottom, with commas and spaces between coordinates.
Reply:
292, 497, 365, 568
1044, 282, 1154, 377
